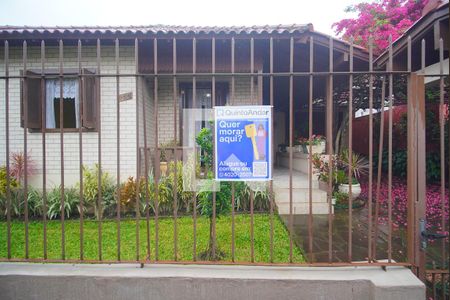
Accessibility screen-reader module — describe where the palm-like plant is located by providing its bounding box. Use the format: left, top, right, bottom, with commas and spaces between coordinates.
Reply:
339, 149, 369, 180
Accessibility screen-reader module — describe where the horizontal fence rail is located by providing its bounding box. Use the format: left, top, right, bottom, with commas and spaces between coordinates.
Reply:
0, 36, 448, 292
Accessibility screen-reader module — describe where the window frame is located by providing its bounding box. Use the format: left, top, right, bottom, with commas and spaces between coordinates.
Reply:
21, 68, 99, 133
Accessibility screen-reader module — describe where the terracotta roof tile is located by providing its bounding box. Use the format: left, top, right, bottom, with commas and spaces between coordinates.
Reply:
0, 24, 314, 37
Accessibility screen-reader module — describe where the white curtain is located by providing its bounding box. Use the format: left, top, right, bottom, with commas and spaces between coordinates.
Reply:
45, 79, 79, 128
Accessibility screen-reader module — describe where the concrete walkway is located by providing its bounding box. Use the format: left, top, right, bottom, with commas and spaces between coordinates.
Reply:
0, 263, 424, 300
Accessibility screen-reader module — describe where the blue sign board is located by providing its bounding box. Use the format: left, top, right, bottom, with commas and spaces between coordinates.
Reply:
215, 106, 272, 181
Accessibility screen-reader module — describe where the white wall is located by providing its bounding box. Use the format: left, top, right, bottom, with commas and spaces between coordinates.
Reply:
0, 44, 138, 188
0, 44, 264, 188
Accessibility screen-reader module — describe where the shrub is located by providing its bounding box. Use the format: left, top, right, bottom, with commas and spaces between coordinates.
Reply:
375, 150, 445, 183
234, 182, 271, 212
197, 180, 232, 219
0, 167, 19, 197
27, 188, 43, 217
119, 176, 147, 212
47, 186, 80, 220
1, 187, 25, 218
0, 175, 42, 218
167, 160, 195, 213
195, 127, 213, 169
148, 174, 173, 215
425, 153, 442, 183
0, 167, 20, 217
333, 191, 349, 206
78, 164, 116, 219
376, 149, 407, 179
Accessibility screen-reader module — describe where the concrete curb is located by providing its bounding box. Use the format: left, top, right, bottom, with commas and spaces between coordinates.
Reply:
0, 263, 425, 300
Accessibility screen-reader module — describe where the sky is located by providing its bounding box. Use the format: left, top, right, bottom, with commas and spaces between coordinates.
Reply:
0, 0, 360, 36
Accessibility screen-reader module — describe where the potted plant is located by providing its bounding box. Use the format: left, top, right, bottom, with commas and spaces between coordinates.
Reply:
336, 149, 368, 199
311, 153, 338, 192
336, 169, 361, 199
285, 142, 300, 154
297, 135, 326, 154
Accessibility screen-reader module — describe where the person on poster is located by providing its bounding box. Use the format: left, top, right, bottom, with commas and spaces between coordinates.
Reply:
256, 123, 267, 160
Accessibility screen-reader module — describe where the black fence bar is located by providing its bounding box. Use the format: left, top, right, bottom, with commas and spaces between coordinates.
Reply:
230, 36, 236, 262
367, 37, 373, 262
438, 38, 446, 270
406, 36, 413, 268
139, 37, 151, 262
347, 39, 354, 262
77, 40, 84, 261
40, 40, 47, 260
96, 38, 103, 261
4, 40, 11, 260
134, 38, 141, 261
58, 40, 65, 260
250, 37, 255, 263
3, 70, 437, 80
172, 37, 178, 261
327, 36, 334, 263
115, 38, 121, 261
153, 37, 160, 262
192, 37, 197, 262
211, 37, 217, 260
22, 41, 29, 259
387, 35, 393, 262
269, 36, 274, 263
373, 76, 386, 260
308, 36, 314, 262
288, 36, 294, 263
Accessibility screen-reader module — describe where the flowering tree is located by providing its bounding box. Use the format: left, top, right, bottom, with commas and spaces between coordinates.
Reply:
333, 0, 427, 54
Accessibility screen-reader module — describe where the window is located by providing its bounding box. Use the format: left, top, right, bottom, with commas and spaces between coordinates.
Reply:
21, 69, 99, 131
46, 79, 79, 129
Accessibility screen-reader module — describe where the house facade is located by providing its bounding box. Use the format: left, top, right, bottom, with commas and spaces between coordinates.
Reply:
0, 25, 369, 191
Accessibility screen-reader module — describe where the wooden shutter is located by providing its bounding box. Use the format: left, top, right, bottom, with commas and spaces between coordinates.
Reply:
82, 68, 98, 129
20, 70, 42, 129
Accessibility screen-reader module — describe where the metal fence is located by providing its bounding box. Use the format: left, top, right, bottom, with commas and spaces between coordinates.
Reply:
0, 35, 448, 292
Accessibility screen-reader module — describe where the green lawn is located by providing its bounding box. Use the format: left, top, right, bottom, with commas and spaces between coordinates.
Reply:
0, 214, 304, 263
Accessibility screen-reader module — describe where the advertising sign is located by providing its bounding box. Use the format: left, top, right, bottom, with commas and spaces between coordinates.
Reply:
215, 105, 272, 181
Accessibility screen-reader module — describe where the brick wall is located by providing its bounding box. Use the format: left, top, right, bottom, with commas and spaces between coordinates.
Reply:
0, 45, 138, 188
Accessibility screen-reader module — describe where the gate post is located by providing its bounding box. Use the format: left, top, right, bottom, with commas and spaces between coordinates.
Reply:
407, 73, 426, 281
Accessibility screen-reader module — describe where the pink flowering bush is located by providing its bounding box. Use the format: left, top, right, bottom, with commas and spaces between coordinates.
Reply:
333, 0, 428, 54
9, 151, 36, 186
360, 176, 449, 237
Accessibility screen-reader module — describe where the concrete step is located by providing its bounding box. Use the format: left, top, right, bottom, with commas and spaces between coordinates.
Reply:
272, 167, 330, 215
272, 168, 319, 189
277, 152, 312, 174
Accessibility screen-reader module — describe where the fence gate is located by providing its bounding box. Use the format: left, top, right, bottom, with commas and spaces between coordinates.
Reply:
408, 69, 448, 297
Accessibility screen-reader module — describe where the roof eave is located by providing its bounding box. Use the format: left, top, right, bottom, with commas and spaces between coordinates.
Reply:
374, 3, 449, 67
